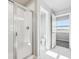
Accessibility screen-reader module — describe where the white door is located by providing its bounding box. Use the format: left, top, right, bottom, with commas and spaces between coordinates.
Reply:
14, 5, 32, 59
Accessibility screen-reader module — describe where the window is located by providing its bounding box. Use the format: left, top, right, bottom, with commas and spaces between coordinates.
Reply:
56, 15, 70, 29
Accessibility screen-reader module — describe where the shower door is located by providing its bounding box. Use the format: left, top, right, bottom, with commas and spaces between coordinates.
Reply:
14, 4, 32, 59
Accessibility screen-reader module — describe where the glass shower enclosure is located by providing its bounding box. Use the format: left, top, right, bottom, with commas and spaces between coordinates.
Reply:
8, 1, 33, 59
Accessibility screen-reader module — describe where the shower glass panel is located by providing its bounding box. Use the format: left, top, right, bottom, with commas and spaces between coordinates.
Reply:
8, 1, 14, 59
13, 3, 33, 59
40, 9, 46, 50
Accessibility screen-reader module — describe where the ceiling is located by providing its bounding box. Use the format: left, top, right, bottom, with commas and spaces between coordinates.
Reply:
15, 0, 33, 6
43, 0, 71, 15
11, 0, 71, 15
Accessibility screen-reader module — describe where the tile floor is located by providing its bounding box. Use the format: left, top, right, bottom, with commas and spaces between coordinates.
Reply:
26, 46, 71, 59
39, 46, 71, 59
